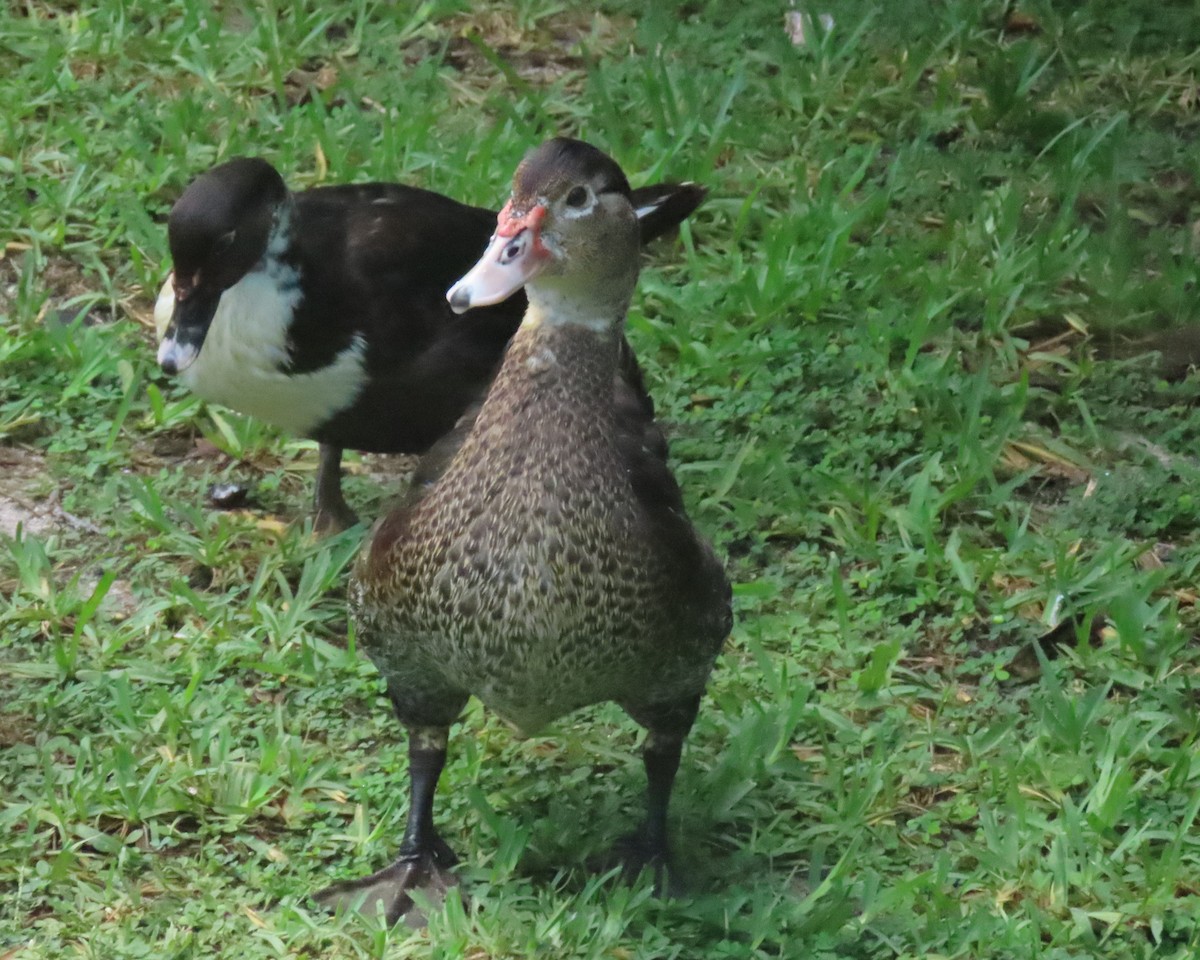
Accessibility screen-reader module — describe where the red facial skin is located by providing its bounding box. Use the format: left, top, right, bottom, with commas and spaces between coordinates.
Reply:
496, 200, 549, 257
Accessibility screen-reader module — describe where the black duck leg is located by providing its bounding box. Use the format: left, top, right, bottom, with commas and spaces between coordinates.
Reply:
313, 728, 457, 926
613, 696, 701, 895
313, 443, 358, 533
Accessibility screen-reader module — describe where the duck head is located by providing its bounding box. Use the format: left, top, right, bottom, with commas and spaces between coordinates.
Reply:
448, 138, 640, 323
157, 157, 289, 374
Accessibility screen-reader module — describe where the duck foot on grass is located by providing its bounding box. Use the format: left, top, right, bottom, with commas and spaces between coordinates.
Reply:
313, 730, 457, 926
312, 838, 459, 927
605, 830, 688, 898
601, 715, 697, 898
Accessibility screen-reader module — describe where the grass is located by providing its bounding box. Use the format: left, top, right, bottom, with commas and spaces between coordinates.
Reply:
2, 0, 1200, 956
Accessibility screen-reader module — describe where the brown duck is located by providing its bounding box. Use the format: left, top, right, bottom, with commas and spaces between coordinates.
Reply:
315, 138, 731, 924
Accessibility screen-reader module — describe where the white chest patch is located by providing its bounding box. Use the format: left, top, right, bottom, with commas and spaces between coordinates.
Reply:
172, 270, 368, 436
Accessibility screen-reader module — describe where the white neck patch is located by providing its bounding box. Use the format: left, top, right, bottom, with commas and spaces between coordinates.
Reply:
524, 282, 631, 334
169, 256, 368, 437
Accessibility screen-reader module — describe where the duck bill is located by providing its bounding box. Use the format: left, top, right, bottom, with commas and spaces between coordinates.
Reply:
447, 202, 549, 314
156, 284, 220, 375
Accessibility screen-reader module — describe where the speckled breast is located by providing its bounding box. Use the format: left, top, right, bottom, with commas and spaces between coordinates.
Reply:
352, 322, 714, 734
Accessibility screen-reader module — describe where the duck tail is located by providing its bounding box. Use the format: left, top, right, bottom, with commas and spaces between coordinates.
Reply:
630, 182, 708, 246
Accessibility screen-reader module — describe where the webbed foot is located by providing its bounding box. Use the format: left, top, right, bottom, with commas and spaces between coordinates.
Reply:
605, 699, 702, 899
313, 835, 459, 927
313, 497, 358, 535
606, 829, 686, 898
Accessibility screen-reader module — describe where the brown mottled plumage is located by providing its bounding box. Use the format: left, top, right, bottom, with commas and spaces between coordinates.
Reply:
315, 138, 730, 925
357, 320, 725, 733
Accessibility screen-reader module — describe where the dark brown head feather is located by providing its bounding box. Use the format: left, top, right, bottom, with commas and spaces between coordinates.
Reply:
512, 138, 632, 205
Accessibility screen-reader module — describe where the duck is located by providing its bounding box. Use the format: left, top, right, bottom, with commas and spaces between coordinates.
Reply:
312, 137, 731, 925
153, 157, 706, 531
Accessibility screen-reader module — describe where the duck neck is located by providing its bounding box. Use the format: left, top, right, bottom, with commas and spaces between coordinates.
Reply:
466, 293, 625, 450
264, 197, 295, 267
523, 279, 633, 336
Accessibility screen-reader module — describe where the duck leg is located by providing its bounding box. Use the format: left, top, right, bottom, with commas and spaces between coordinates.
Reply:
313, 443, 358, 533
313, 727, 458, 926
613, 695, 701, 895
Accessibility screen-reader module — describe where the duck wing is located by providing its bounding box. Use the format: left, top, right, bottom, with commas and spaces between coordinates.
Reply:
284, 183, 521, 452
613, 341, 732, 657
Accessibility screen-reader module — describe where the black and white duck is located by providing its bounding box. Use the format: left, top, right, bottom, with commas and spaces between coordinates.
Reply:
312, 138, 731, 924
153, 157, 705, 530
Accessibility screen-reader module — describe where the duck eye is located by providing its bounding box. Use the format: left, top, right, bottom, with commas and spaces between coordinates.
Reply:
565, 186, 588, 208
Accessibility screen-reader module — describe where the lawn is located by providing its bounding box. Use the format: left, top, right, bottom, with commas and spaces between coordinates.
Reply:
3, 0, 1200, 957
